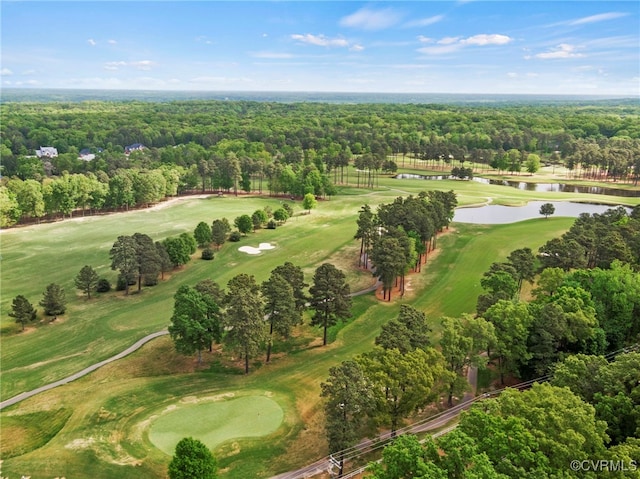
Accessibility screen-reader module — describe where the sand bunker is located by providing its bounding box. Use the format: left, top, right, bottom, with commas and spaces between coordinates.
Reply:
238, 243, 276, 255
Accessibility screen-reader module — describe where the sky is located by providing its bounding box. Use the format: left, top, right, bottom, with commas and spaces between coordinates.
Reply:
1, 1, 639, 96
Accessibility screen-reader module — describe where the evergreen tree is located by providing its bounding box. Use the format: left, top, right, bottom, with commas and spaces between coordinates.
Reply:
309, 263, 352, 346
224, 273, 266, 374
74, 264, 100, 299
39, 283, 66, 316
262, 271, 300, 362
9, 295, 37, 331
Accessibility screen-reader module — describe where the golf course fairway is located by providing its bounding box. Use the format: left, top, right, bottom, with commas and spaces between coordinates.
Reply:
148, 395, 284, 455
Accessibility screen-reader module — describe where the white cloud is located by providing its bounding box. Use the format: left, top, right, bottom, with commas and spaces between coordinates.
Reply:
568, 12, 628, 26
104, 61, 127, 71
418, 34, 512, 55
417, 36, 433, 44
291, 34, 349, 48
532, 44, 585, 59
251, 51, 295, 59
1, 68, 13, 76
350, 44, 365, 52
438, 36, 461, 45
103, 60, 156, 71
339, 7, 403, 31
87, 38, 97, 46
461, 34, 511, 46
108, 39, 117, 45
404, 15, 445, 28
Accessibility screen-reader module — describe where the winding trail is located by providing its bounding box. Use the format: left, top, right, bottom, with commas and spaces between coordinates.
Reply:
0, 280, 382, 411
0, 330, 169, 410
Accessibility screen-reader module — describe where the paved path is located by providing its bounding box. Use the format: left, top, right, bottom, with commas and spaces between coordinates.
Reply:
0, 279, 382, 411
0, 330, 169, 410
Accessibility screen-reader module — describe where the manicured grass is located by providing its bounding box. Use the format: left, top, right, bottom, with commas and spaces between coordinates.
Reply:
0, 408, 72, 458
148, 395, 284, 455
1, 175, 636, 479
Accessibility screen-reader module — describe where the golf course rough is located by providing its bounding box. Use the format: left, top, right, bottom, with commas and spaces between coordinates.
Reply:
148, 395, 285, 455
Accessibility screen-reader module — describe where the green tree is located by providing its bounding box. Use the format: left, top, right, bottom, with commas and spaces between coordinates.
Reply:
457, 404, 550, 478
507, 247, 536, 294
234, 214, 253, 236
10, 178, 44, 220
539, 202, 555, 219
273, 207, 289, 224
180, 232, 197, 255
492, 383, 608, 470
375, 305, 431, 353
440, 316, 477, 406
168, 437, 217, 479
551, 353, 608, 402
133, 232, 161, 290
194, 221, 213, 248
110, 235, 139, 295
169, 285, 216, 364
211, 219, 228, 250
309, 263, 352, 346
525, 153, 541, 174
9, 295, 37, 331
370, 236, 405, 301
251, 209, 268, 231
39, 283, 66, 316
483, 300, 532, 384
224, 273, 266, 374
358, 347, 451, 436
302, 192, 317, 214
261, 271, 300, 363
0, 185, 22, 227
321, 360, 373, 477
272, 262, 308, 311
155, 241, 173, 279
74, 265, 100, 299
354, 204, 376, 268
163, 236, 191, 268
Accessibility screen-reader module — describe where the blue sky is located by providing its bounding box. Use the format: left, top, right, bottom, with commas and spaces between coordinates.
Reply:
1, 1, 638, 95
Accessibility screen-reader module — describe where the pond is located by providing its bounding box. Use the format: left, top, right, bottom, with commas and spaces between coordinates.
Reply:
453, 201, 631, 224
394, 174, 640, 198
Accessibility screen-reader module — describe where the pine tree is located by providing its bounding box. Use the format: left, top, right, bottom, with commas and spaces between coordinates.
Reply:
74, 265, 100, 299
9, 295, 37, 331
39, 283, 66, 316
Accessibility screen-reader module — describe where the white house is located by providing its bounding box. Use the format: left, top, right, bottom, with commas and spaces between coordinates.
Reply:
35, 146, 58, 158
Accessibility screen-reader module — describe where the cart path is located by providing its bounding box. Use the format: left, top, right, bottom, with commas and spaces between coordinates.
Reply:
0, 330, 169, 410
0, 280, 383, 411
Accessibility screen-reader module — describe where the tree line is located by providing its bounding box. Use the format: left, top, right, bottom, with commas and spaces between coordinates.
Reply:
8, 203, 292, 332
168, 262, 352, 374
2, 100, 640, 226
369, 346, 639, 479
356, 190, 457, 300
473, 206, 639, 386
321, 205, 640, 477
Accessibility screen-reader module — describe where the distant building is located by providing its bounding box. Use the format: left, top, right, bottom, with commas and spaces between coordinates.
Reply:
79, 147, 103, 161
125, 143, 145, 155
35, 146, 58, 158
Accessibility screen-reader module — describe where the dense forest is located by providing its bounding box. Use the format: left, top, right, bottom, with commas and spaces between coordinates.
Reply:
1, 100, 639, 227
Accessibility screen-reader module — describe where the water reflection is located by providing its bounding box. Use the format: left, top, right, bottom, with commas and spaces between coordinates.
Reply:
393, 174, 640, 198
453, 201, 631, 224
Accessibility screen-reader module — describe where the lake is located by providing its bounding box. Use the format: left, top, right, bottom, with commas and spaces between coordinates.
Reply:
394, 174, 640, 198
453, 201, 630, 224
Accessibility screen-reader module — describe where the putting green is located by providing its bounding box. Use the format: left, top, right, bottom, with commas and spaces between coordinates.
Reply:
148, 395, 284, 455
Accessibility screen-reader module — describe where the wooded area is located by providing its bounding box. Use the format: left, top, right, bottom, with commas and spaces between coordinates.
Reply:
2, 100, 639, 227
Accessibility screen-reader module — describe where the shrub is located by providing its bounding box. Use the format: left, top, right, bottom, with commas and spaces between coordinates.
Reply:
267, 219, 277, 229
96, 278, 111, 293
229, 231, 242, 242
116, 274, 136, 291
201, 248, 215, 260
